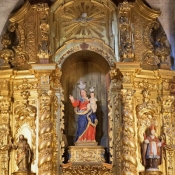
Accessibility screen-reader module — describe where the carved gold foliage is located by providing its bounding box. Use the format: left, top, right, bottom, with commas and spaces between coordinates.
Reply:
0, 96, 11, 147
40, 20, 49, 41
0, 97, 11, 115
15, 25, 25, 48
143, 21, 159, 50
69, 146, 105, 163
118, 0, 133, 13
37, 3, 49, 19
162, 96, 174, 113
0, 126, 10, 150
132, 12, 147, 62
37, 3, 50, 62
52, 66, 62, 90
155, 32, 171, 66
62, 164, 113, 175
14, 79, 38, 91
24, 13, 36, 63
89, 46, 115, 67
38, 91, 53, 175
108, 75, 122, 170
163, 79, 170, 91
58, 46, 80, 66
136, 89, 157, 143
0, 33, 14, 68
0, 96, 11, 175
110, 68, 117, 80
14, 91, 37, 164
57, 41, 116, 68
163, 112, 175, 175
8, 23, 17, 33
52, 86, 65, 167
120, 39, 135, 62
121, 89, 137, 175
139, 171, 163, 175
123, 72, 131, 83
113, 93, 121, 175
11, 46, 29, 67
62, 1, 106, 38
0, 80, 9, 91
0, 151, 9, 175
141, 51, 160, 67
108, 91, 114, 163
162, 95, 174, 152
134, 79, 157, 90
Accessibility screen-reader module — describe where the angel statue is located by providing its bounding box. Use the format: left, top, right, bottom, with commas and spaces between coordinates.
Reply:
69, 81, 98, 144
142, 124, 165, 171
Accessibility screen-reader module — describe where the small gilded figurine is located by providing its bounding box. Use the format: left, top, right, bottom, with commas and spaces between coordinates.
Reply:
69, 81, 98, 143
12, 134, 31, 172
142, 124, 164, 171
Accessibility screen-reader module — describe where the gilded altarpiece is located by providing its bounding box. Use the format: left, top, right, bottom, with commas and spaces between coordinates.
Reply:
0, 0, 174, 175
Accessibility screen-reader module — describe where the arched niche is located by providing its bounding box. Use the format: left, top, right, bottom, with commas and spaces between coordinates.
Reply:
60, 50, 110, 148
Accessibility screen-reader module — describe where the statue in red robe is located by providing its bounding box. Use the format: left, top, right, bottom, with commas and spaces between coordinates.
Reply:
142, 124, 164, 170
69, 82, 98, 143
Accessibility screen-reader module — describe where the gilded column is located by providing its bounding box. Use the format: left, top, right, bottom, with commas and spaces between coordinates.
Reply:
0, 96, 11, 175
109, 68, 121, 175
31, 64, 56, 175
52, 66, 65, 175
121, 89, 137, 175
162, 96, 175, 175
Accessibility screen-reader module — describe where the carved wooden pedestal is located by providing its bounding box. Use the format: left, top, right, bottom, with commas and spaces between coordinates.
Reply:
139, 171, 163, 175
68, 145, 105, 164
62, 145, 113, 174
12, 172, 36, 175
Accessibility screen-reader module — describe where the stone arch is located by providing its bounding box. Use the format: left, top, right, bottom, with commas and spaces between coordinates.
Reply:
54, 39, 117, 68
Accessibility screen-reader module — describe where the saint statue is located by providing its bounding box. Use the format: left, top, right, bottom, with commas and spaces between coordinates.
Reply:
142, 124, 164, 171
69, 81, 98, 144
12, 134, 31, 172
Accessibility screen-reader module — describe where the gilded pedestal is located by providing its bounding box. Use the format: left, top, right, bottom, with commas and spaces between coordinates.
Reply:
139, 171, 163, 175
62, 145, 113, 174
12, 172, 36, 175
68, 145, 105, 164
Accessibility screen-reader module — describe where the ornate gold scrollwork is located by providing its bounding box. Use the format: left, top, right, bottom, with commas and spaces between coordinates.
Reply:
14, 90, 37, 163
0, 96, 11, 175
155, 32, 171, 69
134, 79, 157, 91
38, 90, 53, 175
0, 34, 14, 68
121, 89, 137, 175
37, 3, 50, 63
141, 51, 160, 70
136, 89, 157, 143
118, 1, 134, 62
11, 46, 29, 67
143, 21, 159, 50
62, 164, 113, 175
162, 95, 175, 175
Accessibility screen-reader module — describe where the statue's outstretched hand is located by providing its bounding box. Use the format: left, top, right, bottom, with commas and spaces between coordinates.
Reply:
69, 95, 74, 102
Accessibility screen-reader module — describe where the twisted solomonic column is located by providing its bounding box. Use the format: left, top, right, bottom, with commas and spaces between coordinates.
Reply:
121, 89, 137, 175
38, 91, 53, 175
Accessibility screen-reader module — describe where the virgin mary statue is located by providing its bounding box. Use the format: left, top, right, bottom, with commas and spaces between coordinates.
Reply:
69, 81, 98, 145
